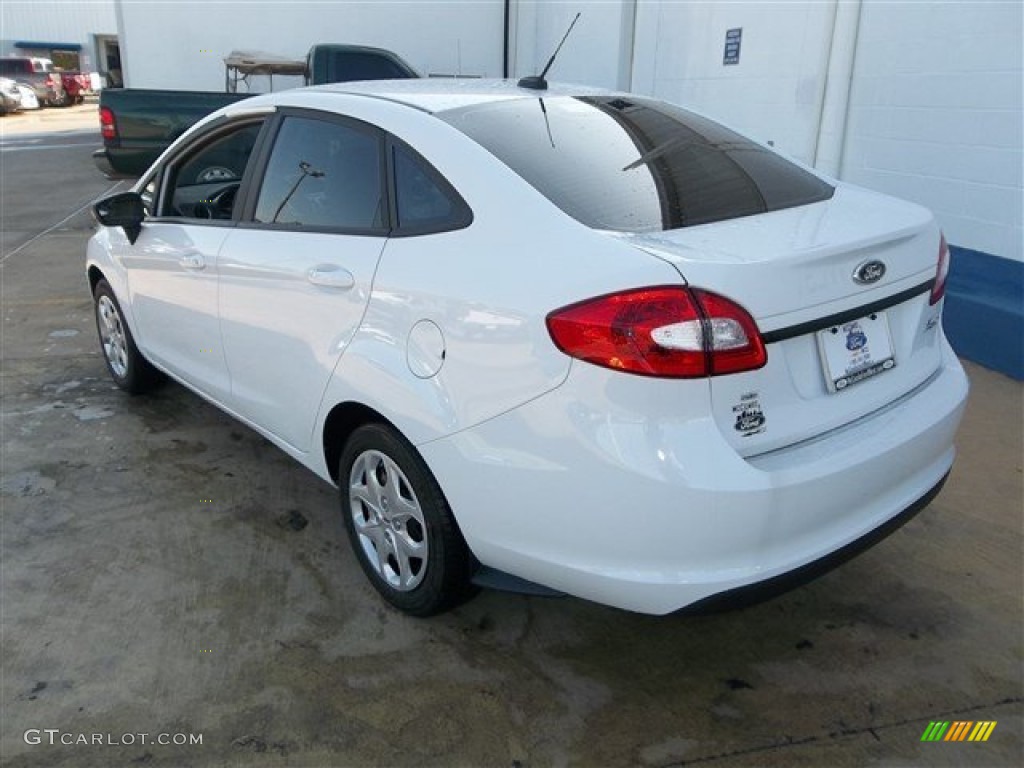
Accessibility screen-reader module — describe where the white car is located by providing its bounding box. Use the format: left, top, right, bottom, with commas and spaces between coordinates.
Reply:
86, 80, 968, 616
0, 77, 22, 113
14, 82, 39, 110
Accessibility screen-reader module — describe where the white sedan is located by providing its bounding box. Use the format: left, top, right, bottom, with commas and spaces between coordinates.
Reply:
86, 80, 968, 616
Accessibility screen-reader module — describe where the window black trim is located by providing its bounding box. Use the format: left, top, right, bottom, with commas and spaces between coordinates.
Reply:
237, 107, 390, 237
386, 136, 474, 237
761, 280, 934, 345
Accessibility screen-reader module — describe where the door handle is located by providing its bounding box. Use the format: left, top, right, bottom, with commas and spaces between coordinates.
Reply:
307, 265, 354, 290
180, 253, 206, 271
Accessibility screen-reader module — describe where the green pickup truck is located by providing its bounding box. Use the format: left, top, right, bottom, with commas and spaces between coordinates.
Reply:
94, 45, 418, 178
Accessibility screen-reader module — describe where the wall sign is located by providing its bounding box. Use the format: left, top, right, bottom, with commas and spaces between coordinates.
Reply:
724, 28, 742, 66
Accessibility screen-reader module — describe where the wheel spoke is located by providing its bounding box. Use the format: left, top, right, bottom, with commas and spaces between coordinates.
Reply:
392, 533, 423, 589
366, 461, 386, 509
390, 489, 420, 520
349, 483, 378, 516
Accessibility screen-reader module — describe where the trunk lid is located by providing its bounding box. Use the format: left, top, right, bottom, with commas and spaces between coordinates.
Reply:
610, 184, 946, 457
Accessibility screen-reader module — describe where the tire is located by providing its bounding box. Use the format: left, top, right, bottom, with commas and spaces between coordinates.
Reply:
339, 424, 477, 616
92, 279, 162, 393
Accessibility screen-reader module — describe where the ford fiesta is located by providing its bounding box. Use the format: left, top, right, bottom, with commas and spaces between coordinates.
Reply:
86, 80, 968, 616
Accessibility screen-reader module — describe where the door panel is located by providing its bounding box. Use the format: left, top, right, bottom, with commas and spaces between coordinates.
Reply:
121, 223, 231, 400
119, 117, 268, 401
217, 230, 385, 450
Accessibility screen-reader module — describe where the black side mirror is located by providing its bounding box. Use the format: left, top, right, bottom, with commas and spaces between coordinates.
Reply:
93, 191, 145, 244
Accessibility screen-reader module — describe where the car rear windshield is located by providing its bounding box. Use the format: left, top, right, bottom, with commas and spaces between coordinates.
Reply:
439, 95, 834, 232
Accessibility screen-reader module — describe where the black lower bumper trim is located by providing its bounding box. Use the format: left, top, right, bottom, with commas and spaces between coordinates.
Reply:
471, 565, 565, 597
678, 472, 950, 615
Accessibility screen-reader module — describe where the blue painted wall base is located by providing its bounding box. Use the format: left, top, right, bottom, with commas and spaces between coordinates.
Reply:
943, 246, 1023, 380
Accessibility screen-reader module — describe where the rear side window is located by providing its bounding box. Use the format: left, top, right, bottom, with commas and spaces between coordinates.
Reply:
254, 115, 384, 231
439, 96, 834, 232
391, 143, 471, 234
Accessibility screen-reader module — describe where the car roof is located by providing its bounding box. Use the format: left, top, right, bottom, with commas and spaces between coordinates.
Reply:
305, 78, 617, 115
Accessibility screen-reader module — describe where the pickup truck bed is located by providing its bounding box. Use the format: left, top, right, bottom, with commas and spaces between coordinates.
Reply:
94, 89, 251, 178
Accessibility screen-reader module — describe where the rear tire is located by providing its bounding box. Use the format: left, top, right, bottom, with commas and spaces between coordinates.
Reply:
93, 279, 162, 393
339, 423, 476, 616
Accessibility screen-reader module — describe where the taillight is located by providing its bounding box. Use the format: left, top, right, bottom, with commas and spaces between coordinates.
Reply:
99, 106, 116, 140
930, 233, 950, 305
546, 286, 766, 378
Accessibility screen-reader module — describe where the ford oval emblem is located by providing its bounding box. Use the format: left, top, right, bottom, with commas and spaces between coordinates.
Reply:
853, 260, 886, 285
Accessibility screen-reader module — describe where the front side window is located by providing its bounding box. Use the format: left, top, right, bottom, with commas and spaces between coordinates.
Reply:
440, 96, 834, 232
160, 121, 264, 220
254, 115, 384, 231
139, 175, 158, 216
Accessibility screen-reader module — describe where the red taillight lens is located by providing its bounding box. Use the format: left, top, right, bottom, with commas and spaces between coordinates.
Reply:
930, 233, 950, 305
99, 106, 116, 140
546, 286, 766, 378
692, 289, 767, 375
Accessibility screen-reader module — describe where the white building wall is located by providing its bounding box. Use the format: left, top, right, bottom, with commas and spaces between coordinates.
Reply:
511, 0, 635, 90
0, 0, 117, 71
115, 0, 505, 91
840, 0, 1023, 262
631, 0, 835, 166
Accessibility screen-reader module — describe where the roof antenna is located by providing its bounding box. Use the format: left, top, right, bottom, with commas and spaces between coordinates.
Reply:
518, 12, 581, 91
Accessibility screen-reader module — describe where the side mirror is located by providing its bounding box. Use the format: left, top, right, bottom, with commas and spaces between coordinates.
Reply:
93, 191, 145, 244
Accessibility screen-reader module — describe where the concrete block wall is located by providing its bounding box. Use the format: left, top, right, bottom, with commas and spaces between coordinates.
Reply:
841, 0, 1022, 264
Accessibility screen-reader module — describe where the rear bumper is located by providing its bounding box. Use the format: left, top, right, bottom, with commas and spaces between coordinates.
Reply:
421, 338, 969, 614
92, 148, 138, 180
680, 471, 947, 613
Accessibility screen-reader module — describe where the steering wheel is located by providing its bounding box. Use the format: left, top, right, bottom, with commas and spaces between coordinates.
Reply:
192, 185, 238, 220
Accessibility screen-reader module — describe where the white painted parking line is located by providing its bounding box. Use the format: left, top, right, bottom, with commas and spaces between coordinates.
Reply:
0, 180, 127, 263
0, 142, 101, 152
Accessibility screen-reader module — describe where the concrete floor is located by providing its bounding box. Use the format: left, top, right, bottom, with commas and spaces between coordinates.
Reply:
1, 108, 1021, 768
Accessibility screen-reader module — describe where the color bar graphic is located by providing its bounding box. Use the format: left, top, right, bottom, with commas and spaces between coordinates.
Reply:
968, 722, 997, 742
921, 721, 950, 741
921, 720, 996, 742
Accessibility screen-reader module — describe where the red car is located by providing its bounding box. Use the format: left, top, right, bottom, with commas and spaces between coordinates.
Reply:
60, 71, 90, 104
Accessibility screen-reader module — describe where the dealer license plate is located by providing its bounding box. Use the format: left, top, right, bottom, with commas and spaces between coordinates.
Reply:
817, 311, 896, 392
